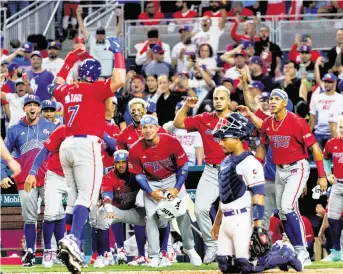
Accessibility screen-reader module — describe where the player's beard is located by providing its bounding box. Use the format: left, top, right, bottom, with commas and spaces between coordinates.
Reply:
49, 53, 57, 60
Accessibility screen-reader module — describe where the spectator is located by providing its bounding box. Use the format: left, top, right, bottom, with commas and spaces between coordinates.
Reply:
27, 34, 48, 58
265, 0, 286, 19
230, 19, 260, 43
138, 1, 164, 26
10, 41, 33, 72
27, 51, 54, 101
155, 74, 182, 126
326, 29, 343, 73
288, 34, 321, 64
68, 36, 87, 82
145, 74, 158, 98
163, 102, 204, 166
0, 78, 31, 127
135, 29, 171, 66
227, 1, 254, 22
249, 56, 274, 91
298, 45, 315, 73
76, 7, 124, 79
220, 42, 254, 72
192, 11, 226, 55
254, 25, 283, 77
203, 1, 226, 18
142, 45, 174, 78
309, 73, 341, 149
173, 0, 198, 20
63, 0, 80, 39
240, 80, 265, 113
328, 92, 343, 137
196, 44, 217, 75
171, 25, 197, 73
223, 51, 247, 80
109, 96, 127, 131
42, 41, 64, 77
280, 60, 301, 106
303, 1, 331, 20
7, 1, 29, 17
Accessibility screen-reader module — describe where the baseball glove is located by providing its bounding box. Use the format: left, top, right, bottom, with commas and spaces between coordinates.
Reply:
250, 226, 272, 258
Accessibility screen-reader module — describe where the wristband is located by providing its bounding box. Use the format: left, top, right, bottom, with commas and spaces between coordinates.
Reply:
315, 160, 326, 177
253, 204, 264, 221
114, 52, 125, 69
104, 203, 113, 213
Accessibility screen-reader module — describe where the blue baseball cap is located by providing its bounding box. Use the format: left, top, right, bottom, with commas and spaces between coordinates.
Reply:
286, 98, 293, 112
113, 150, 129, 162
47, 41, 61, 50
249, 56, 263, 67
24, 95, 41, 106
140, 115, 159, 126
242, 40, 254, 49
297, 45, 311, 53
31, 50, 42, 59
248, 81, 264, 91
22, 41, 33, 53
322, 73, 337, 82
179, 25, 192, 33
152, 45, 164, 54
270, 88, 288, 101
221, 78, 234, 85
259, 91, 270, 101
8, 63, 19, 75
41, 100, 57, 110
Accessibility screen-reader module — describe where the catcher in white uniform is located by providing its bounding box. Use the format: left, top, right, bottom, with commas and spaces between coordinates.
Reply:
210, 113, 303, 273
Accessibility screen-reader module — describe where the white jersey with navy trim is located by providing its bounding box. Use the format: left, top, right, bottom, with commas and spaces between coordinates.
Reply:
221, 155, 265, 212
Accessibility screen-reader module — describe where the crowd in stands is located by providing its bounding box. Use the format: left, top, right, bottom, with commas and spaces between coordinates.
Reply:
1, 0, 343, 262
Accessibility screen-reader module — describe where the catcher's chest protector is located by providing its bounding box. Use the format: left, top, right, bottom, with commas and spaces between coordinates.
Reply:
218, 152, 252, 204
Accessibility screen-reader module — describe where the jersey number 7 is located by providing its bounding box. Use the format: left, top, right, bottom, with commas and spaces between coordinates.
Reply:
67, 105, 80, 127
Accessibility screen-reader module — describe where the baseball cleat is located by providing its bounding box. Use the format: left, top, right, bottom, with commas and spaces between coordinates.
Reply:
42, 249, 54, 268
184, 248, 202, 267
22, 248, 35, 267
159, 251, 172, 267
149, 257, 161, 267
128, 255, 148, 266
104, 250, 115, 266
58, 234, 84, 266
93, 256, 105, 268
58, 249, 81, 274
203, 247, 217, 264
321, 249, 341, 262
116, 247, 127, 264
295, 249, 311, 267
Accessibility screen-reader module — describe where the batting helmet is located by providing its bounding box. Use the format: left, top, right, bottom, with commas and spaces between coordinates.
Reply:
113, 150, 129, 162
155, 193, 188, 220
78, 58, 101, 83
212, 112, 255, 140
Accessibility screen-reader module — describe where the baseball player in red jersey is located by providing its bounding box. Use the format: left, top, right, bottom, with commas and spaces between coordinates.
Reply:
115, 98, 169, 266
25, 125, 67, 268
128, 115, 202, 267
173, 86, 231, 263
322, 115, 343, 261
49, 37, 125, 274
255, 89, 327, 266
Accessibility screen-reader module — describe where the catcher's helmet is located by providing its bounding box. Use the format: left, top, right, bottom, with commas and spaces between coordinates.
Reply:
212, 112, 255, 140
78, 58, 101, 83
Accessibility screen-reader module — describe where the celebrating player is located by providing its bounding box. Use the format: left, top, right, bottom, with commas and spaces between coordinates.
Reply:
254, 89, 327, 266
322, 115, 343, 261
49, 37, 125, 274
173, 86, 230, 263
210, 112, 303, 273
25, 125, 67, 268
1, 95, 56, 267
41, 100, 61, 125
116, 97, 169, 266
128, 115, 202, 267
95, 150, 145, 267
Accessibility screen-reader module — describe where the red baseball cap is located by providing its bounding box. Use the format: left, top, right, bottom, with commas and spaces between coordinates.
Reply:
73, 36, 85, 44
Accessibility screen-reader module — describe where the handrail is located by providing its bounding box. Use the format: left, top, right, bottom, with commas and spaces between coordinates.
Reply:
84, 4, 123, 28
43, 0, 62, 36
5, 0, 40, 22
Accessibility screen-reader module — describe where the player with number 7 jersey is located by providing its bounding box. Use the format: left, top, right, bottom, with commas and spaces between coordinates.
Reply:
48, 37, 125, 274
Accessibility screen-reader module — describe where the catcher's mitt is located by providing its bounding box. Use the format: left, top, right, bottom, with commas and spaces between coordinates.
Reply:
250, 226, 272, 258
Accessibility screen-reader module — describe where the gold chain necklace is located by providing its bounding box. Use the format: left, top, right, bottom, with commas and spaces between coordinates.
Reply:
271, 114, 287, 132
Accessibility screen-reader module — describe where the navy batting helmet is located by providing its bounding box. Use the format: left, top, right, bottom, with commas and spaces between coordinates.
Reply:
212, 112, 255, 139
113, 150, 129, 162
78, 58, 101, 83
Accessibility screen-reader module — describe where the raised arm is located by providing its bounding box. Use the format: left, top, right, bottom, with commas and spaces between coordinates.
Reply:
218, 2, 227, 31
173, 97, 198, 129
114, 9, 124, 37
76, 7, 90, 40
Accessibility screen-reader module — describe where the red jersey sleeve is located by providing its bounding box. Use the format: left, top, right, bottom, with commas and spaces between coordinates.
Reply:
311, 50, 321, 62
43, 125, 66, 152
128, 146, 144, 174
104, 121, 120, 138
323, 139, 332, 159
184, 114, 202, 132
93, 79, 113, 101
297, 118, 317, 148
259, 119, 270, 145
288, 44, 298, 62
53, 84, 68, 103
116, 131, 126, 150
255, 109, 269, 120
1, 84, 11, 105
171, 137, 188, 167
101, 172, 114, 194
